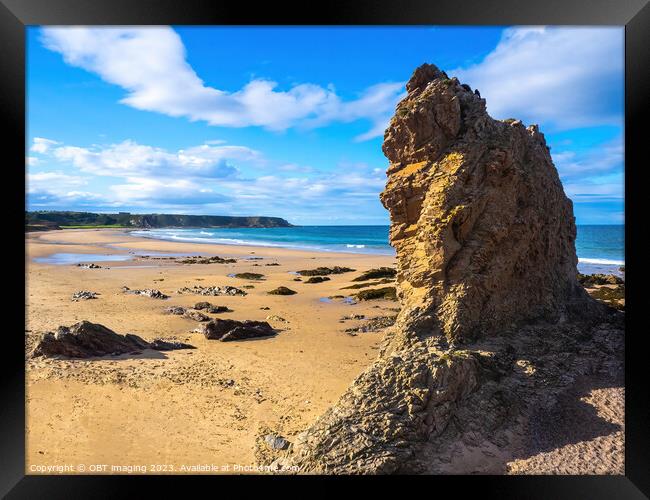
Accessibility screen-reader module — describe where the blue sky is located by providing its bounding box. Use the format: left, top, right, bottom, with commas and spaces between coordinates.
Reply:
26, 26, 624, 225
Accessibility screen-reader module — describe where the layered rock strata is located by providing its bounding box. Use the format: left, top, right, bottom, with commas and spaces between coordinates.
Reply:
270, 64, 619, 474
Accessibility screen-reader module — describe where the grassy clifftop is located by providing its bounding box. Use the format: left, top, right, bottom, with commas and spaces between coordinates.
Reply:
26, 211, 293, 231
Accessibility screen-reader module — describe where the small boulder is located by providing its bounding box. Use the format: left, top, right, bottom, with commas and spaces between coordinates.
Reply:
305, 276, 331, 284
124, 288, 169, 299
183, 309, 211, 322
355, 286, 397, 301
177, 285, 247, 296
194, 302, 231, 313
351, 267, 397, 282
76, 263, 102, 269
200, 319, 276, 341
72, 291, 98, 301
163, 306, 186, 315
232, 272, 265, 280
297, 266, 355, 276
264, 434, 290, 450
268, 287, 297, 296
31, 321, 194, 358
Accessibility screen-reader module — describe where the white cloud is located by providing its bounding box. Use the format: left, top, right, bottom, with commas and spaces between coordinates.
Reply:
553, 139, 623, 177
41, 138, 256, 178
30, 137, 60, 154
452, 27, 623, 129
26, 136, 389, 220
41, 26, 403, 140
109, 176, 230, 205
26, 171, 88, 192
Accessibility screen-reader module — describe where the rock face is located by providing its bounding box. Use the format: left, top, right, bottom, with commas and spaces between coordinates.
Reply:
380, 63, 593, 344
276, 64, 618, 475
31, 321, 194, 358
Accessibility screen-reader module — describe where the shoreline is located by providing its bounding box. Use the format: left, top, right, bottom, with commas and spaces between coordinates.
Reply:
26, 228, 623, 276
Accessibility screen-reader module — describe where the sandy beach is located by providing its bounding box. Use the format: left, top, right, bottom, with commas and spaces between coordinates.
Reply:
25, 228, 624, 475
26, 228, 399, 474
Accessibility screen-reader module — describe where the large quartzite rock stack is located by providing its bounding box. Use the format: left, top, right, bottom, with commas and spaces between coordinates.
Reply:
272, 64, 617, 474
380, 63, 594, 345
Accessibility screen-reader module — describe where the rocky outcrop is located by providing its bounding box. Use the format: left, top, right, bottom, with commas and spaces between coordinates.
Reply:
380, 63, 600, 344
275, 63, 619, 474
177, 285, 247, 296
267, 287, 297, 296
31, 321, 194, 358
122, 287, 169, 299
304, 276, 330, 284
578, 273, 624, 287
194, 302, 231, 313
297, 267, 356, 276
200, 319, 276, 341
183, 309, 211, 322
351, 267, 396, 282
72, 291, 98, 301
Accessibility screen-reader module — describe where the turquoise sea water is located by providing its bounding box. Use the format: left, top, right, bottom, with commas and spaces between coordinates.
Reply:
131, 224, 624, 276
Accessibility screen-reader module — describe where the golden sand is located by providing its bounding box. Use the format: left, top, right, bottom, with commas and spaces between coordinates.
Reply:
26, 229, 397, 474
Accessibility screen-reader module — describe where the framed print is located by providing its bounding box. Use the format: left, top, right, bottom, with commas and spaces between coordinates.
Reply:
2, 0, 648, 497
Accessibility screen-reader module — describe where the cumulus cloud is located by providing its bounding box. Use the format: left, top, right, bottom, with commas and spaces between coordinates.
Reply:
109, 177, 231, 205
26, 136, 389, 220
30, 137, 60, 154
26, 170, 101, 208
42, 139, 257, 178
551, 135, 624, 203
452, 27, 623, 129
553, 138, 623, 178
27, 171, 88, 192
41, 26, 403, 140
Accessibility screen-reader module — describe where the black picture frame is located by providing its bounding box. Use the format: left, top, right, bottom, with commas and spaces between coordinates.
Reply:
3, 0, 648, 497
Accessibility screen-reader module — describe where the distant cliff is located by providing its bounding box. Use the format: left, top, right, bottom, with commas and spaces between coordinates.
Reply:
25, 211, 293, 231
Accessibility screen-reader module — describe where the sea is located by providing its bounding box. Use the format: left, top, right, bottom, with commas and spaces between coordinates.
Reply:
131, 224, 625, 276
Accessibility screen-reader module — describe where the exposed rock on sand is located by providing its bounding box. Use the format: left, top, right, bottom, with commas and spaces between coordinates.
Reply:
578, 274, 624, 287
232, 272, 265, 280
344, 315, 397, 334
278, 63, 621, 474
72, 290, 98, 301
178, 255, 237, 264
163, 306, 186, 315
123, 287, 169, 299
76, 263, 102, 269
354, 287, 397, 301
183, 309, 211, 322
264, 434, 291, 450
177, 285, 247, 296
31, 321, 194, 358
351, 267, 396, 282
268, 287, 297, 296
341, 279, 393, 290
194, 302, 231, 313
297, 266, 355, 276
586, 285, 625, 311
200, 319, 276, 341
305, 276, 331, 284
